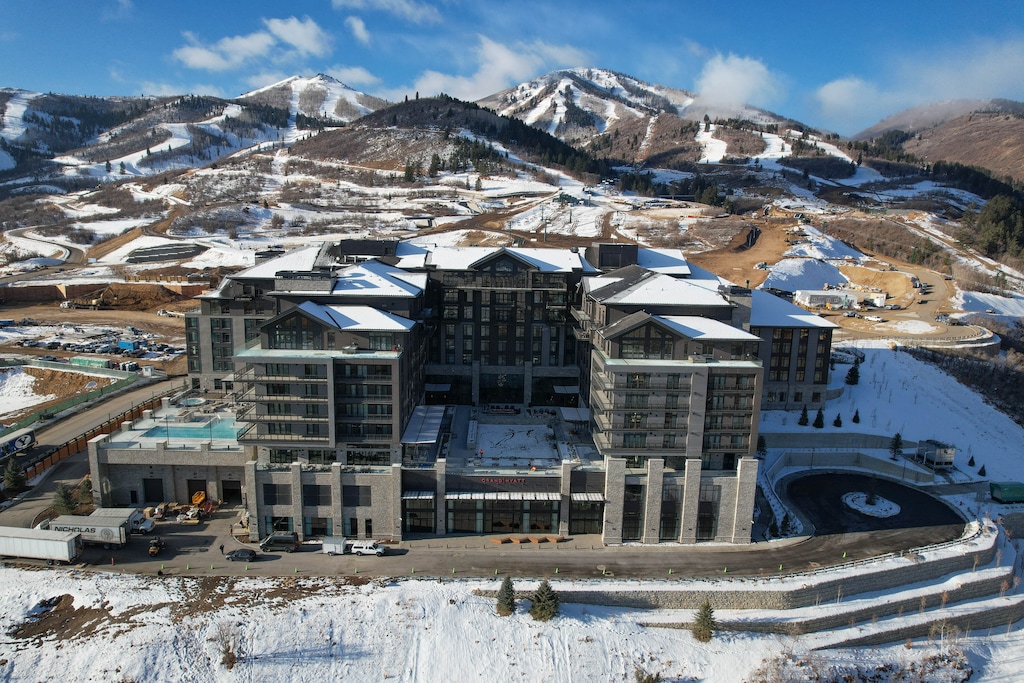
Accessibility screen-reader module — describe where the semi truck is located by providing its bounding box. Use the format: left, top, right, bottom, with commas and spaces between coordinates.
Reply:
45, 514, 130, 549
0, 526, 82, 564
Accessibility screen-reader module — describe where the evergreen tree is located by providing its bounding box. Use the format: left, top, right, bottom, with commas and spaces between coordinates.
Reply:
496, 576, 515, 617
3, 457, 25, 492
428, 153, 441, 177
104, 159, 111, 173
798, 405, 809, 426
404, 161, 415, 182
852, 409, 860, 423
691, 599, 717, 642
889, 432, 903, 460
475, 177, 483, 191
529, 579, 559, 621
967, 455, 975, 467
845, 362, 860, 385
812, 408, 825, 429
979, 465, 987, 476
833, 414, 842, 428
53, 483, 79, 516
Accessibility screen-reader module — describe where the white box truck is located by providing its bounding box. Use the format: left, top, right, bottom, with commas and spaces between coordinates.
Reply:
91, 507, 154, 533
47, 515, 130, 549
0, 526, 82, 564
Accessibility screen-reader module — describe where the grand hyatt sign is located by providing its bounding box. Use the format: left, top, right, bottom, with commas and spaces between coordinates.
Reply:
478, 477, 526, 485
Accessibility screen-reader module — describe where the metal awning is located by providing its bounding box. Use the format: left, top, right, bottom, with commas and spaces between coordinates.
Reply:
571, 492, 604, 502
559, 407, 591, 422
552, 385, 580, 394
424, 383, 452, 391
444, 491, 561, 501
401, 490, 436, 500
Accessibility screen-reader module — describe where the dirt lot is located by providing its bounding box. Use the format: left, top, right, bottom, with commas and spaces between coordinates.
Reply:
684, 217, 795, 288
0, 365, 119, 422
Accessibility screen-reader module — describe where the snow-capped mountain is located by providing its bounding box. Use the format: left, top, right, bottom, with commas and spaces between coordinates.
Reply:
477, 68, 789, 147
238, 73, 387, 125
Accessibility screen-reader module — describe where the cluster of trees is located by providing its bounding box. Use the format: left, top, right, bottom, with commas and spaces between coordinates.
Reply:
617, 171, 726, 205
495, 577, 559, 621
957, 194, 1024, 259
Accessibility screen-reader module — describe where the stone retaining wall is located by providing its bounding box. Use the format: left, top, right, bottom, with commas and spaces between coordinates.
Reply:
826, 596, 1024, 649
478, 529, 996, 611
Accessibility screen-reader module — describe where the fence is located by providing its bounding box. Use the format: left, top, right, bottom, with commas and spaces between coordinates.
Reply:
21, 382, 186, 480
0, 360, 140, 437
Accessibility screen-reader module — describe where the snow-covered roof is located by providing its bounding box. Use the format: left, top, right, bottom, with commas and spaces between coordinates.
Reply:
292, 301, 415, 331
655, 315, 762, 341
329, 260, 426, 298
584, 270, 729, 307
636, 248, 691, 276
750, 290, 839, 329
394, 243, 590, 273
231, 245, 322, 280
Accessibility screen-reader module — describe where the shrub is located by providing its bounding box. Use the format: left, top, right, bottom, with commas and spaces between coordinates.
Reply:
852, 409, 860, 423
496, 576, 515, 616
692, 599, 717, 642
812, 408, 825, 429
529, 579, 559, 621
798, 406, 809, 426
845, 362, 860, 385
833, 414, 842, 428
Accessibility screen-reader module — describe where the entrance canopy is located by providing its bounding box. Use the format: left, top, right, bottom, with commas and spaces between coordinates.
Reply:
401, 405, 446, 443
559, 407, 590, 422
445, 491, 561, 501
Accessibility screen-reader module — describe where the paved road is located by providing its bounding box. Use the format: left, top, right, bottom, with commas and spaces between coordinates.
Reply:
68, 509, 965, 580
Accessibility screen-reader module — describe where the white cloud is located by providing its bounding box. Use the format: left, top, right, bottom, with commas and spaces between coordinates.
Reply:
331, 0, 441, 24
172, 30, 276, 71
263, 16, 331, 57
345, 16, 370, 46
695, 53, 783, 110
243, 72, 292, 91
813, 38, 1024, 134
138, 81, 224, 97
383, 36, 587, 101
327, 65, 380, 88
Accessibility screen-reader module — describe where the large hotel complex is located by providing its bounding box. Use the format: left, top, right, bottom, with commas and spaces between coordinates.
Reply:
88, 240, 836, 545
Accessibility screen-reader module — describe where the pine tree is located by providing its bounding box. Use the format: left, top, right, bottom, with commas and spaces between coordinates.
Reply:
852, 409, 860, 423
496, 576, 515, 616
2, 457, 25, 492
813, 408, 824, 429
53, 483, 79, 516
845, 361, 860, 385
979, 465, 987, 476
889, 432, 903, 461
968, 455, 975, 467
798, 405, 809, 426
529, 579, 559, 621
833, 414, 842, 428
691, 599, 717, 642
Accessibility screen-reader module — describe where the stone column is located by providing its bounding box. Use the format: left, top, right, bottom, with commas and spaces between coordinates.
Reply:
559, 460, 573, 537
244, 460, 260, 542
331, 462, 343, 538
290, 462, 303, 539
602, 458, 626, 545
679, 458, 702, 544
390, 463, 403, 543
642, 459, 664, 544
729, 457, 759, 543
435, 458, 447, 535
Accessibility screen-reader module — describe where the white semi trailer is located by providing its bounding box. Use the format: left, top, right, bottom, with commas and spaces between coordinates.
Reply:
46, 515, 130, 549
0, 526, 82, 564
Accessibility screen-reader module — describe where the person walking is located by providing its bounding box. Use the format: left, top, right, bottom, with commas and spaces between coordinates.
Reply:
219, 543, 224, 554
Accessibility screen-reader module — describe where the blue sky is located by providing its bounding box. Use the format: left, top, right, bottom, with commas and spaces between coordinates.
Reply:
2, 0, 1023, 135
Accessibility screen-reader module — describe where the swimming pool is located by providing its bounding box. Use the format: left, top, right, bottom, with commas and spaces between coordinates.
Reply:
143, 419, 241, 440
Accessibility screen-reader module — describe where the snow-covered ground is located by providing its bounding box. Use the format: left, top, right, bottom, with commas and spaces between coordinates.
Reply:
0, 366, 55, 418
